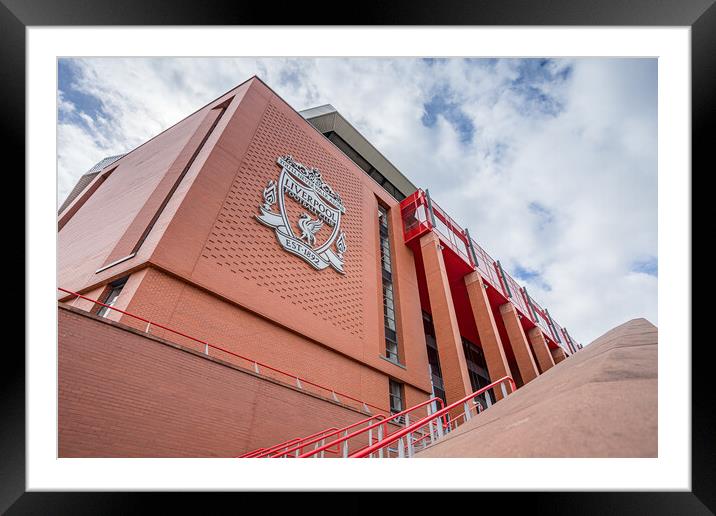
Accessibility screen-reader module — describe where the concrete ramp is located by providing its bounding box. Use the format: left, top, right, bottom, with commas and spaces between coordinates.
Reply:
417, 318, 657, 458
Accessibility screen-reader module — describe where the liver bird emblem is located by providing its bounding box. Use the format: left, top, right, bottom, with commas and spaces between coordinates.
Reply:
298, 213, 323, 246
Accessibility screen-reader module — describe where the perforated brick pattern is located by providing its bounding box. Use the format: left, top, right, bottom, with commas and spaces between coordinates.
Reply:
202, 102, 365, 337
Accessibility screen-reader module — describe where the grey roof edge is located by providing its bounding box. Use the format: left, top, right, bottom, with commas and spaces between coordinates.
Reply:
300, 106, 418, 198
85, 153, 126, 174
299, 104, 338, 119
58, 153, 126, 214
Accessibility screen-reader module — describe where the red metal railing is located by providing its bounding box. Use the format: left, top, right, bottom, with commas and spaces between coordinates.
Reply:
400, 190, 431, 242
350, 376, 516, 458
502, 268, 530, 316
470, 237, 503, 292
430, 199, 473, 267
267, 414, 388, 458
400, 189, 473, 267
399, 188, 579, 352
239, 426, 341, 458
58, 287, 393, 416
296, 396, 448, 458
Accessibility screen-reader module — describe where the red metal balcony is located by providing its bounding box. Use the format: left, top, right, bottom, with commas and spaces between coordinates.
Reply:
400, 189, 577, 355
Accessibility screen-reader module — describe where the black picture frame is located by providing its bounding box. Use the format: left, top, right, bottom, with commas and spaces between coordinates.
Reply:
5, 0, 709, 512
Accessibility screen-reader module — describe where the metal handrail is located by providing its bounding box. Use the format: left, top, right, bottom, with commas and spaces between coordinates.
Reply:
58, 287, 393, 416
250, 426, 340, 458
238, 447, 268, 458
350, 376, 515, 458
297, 396, 448, 458
444, 402, 485, 432
239, 438, 302, 458
270, 414, 387, 458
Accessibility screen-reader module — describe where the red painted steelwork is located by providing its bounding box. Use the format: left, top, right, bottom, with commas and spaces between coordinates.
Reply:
268, 414, 388, 458
296, 396, 448, 458
398, 189, 580, 352
240, 426, 341, 458
350, 376, 516, 458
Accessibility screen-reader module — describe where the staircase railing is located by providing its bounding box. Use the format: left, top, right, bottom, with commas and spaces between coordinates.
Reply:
238, 426, 340, 458
296, 397, 448, 458
60, 287, 515, 459
350, 376, 515, 458
268, 414, 387, 458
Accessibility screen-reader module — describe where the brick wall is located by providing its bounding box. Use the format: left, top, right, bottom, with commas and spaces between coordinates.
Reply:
114, 266, 416, 413
59, 305, 389, 457
57, 77, 433, 401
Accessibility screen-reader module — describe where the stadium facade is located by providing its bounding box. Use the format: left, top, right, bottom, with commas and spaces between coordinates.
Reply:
57, 76, 581, 457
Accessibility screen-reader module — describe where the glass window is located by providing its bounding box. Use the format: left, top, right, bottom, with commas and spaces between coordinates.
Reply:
370, 169, 385, 184
385, 338, 399, 362
96, 278, 127, 318
382, 182, 397, 198
389, 379, 404, 414
327, 132, 372, 173
462, 337, 493, 407
379, 205, 400, 363
423, 312, 447, 405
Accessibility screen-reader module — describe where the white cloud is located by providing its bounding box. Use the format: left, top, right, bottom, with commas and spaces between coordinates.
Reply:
57, 57, 657, 344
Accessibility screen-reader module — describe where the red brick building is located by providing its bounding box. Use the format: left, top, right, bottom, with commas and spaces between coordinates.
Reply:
57, 76, 580, 457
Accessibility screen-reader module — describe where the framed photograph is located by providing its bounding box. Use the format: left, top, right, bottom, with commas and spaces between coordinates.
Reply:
9, 0, 709, 511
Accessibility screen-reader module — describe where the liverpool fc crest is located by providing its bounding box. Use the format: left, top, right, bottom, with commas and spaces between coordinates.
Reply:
256, 156, 347, 274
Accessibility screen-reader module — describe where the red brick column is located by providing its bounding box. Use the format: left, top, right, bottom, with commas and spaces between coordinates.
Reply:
551, 346, 567, 364
420, 233, 472, 408
465, 272, 512, 400
499, 302, 539, 384
527, 327, 555, 374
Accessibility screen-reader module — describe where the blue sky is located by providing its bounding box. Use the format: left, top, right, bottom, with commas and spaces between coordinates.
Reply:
57, 57, 657, 343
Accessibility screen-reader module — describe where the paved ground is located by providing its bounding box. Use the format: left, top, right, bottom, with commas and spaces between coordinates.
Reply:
417, 318, 657, 458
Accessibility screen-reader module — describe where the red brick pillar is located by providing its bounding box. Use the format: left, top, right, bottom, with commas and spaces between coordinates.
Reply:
527, 327, 555, 374
499, 302, 539, 384
551, 346, 567, 364
420, 233, 472, 409
465, 272, 512, 400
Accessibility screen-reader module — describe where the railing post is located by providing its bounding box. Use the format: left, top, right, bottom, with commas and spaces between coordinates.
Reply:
204, 343, 209, 355
523, 287, 538, 323
520, 287, 536, 322
464, 402, 472, 421
254, 362, 260, 374
495, 260, 512, 298
145, 322, 151, 333
378, 424, 384, 458
427, 404, 435, 446
500, 382, 508, 399
464, 228, 479, 268
342, 430, 349, 458
296, 377, 302, 389
424, 189, 437, 228
545, 308, 562, 344
405, 414, 414, 457
398, 437, 405, 458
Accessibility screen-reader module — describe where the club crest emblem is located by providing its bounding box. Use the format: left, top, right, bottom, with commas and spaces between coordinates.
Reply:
256, 156, 347, 274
